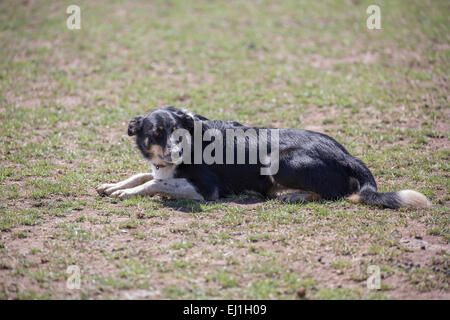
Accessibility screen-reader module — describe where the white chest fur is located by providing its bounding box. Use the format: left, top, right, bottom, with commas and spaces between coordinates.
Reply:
149, 161, 176, 180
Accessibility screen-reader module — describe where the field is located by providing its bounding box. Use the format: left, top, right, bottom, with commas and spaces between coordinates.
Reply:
0, 0, 449, 299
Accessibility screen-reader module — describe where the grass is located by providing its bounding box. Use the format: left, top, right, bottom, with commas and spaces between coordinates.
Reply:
0, 0, 449, 299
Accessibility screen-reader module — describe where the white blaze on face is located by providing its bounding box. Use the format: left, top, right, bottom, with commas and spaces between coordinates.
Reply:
170, 128, 192, 164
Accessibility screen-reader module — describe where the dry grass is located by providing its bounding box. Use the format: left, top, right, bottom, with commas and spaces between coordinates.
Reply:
0, 0, 449, 299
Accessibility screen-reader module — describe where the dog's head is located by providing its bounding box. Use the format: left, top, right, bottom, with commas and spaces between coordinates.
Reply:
127, 106, 204, 165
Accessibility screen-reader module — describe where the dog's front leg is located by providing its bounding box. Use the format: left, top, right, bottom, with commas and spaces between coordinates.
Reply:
110, 178, 204, 201
96, 173, 153, 195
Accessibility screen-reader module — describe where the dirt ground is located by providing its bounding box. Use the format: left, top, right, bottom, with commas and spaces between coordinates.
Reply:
0, 0, 449, 299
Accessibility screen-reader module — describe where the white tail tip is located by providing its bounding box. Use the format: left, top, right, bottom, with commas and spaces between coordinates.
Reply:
398, 190, 431, 208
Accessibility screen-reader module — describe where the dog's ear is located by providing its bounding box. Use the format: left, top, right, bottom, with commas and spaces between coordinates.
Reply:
173, 109, 196, 130
128, 115, 144, 136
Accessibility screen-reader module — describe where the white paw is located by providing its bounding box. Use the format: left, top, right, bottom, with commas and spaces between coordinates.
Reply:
96, 183, 116, 195
110, 189, 135, 199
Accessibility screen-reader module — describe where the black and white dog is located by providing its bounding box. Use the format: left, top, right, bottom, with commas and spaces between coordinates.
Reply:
96, 106, 430, 209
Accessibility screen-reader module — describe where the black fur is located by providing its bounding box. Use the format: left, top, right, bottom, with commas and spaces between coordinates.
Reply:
127, 115, 144, 136
128, 106, 403, 208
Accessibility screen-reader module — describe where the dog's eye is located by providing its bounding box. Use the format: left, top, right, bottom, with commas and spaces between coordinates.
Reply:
154, 126, 164, 136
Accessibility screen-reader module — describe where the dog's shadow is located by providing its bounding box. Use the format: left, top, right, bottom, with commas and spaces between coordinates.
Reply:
155, 192, 265, 213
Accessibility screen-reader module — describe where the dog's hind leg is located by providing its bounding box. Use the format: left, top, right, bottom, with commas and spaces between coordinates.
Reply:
277, 190, 321, 203
110, 178, 204, 201
265, 182, 320, 203
96, 173, 153, 196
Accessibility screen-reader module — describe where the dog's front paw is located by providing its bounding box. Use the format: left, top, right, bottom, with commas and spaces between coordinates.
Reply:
96, 183, 116, 195
110, 189, 136, 199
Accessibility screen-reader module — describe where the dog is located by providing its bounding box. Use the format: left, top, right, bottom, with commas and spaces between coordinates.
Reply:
96, 106, 430, 209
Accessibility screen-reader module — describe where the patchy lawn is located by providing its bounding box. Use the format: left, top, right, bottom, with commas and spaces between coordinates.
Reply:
0, 0, 448, 299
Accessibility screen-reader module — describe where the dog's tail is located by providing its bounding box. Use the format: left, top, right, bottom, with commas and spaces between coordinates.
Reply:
346, 158, 430, 209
